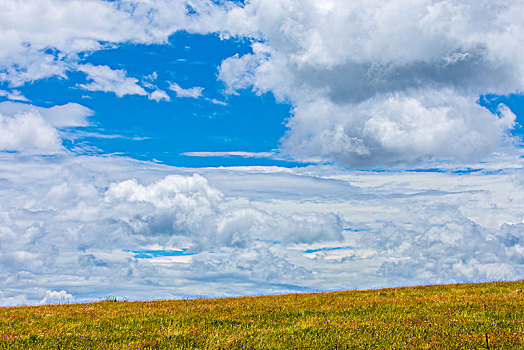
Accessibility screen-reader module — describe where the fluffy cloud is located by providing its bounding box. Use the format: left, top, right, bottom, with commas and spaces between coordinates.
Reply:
0, 101, 92, 128
0, 0, 227, 86
0, 292, 28, 307
3, 1, 521, 165
0, 154, 346, 304
189, 245, 312, 288
219, 0, 524, 165
76, 65, 178, 100
169, 82, 204, 98
0, 101, 93, 154
40, 290, 74, 305
0, 153, 522, 305
77, 64, 148, 97
223, 0, 524, 94
105, 174, 344, 250
0, 89, 28, 101
281, 89, 516, 165
370, 218, 524, 285
0, 0, 138, 85
149, 89, 171, 102
0, 110, 63, 154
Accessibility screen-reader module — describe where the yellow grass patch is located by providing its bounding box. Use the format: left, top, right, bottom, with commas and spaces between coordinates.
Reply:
1, 281, 523, 349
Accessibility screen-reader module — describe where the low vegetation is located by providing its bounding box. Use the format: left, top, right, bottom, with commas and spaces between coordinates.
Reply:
1, 281, 523, 349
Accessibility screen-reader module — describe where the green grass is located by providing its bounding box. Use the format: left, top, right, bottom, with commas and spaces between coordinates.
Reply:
1, 281, 523, 349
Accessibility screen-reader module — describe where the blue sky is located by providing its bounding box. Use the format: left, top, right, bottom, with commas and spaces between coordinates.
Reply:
5, 30, 523, 168
0, 0, 523, 306
6, 31, 301, 167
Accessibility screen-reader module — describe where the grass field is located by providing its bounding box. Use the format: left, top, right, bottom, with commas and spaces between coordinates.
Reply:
1, 281, 523, 349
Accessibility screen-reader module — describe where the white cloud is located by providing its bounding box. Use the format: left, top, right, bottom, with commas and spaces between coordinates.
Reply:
2, 1, 521, 163
0, 0, 228, 86
218, 46, 272, 95
373, 219, 524, 284
182, 151, 274, 158
4, 0, 521, 165
0, 153, 522, 304
0, 101, 93, 128
0, 89, 28, 101
0, 101, 95, 154
40, 290, 73, 305
219, 0, 524, 165
0, 101, 152, 154
281, 89, 516, 166
105, 173, 222, 212
78, 64, 147, 97
169, 82, 204, 98
149, 89, 171, 102
0, 292, 28, 307
105, 173, 343, 250
206, 98, 228, 106
0, 0, 134, 85
0, 110, 63, 154
189, 246, 312, 286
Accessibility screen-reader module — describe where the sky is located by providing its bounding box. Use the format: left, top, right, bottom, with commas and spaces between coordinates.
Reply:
0, 0, 523, 306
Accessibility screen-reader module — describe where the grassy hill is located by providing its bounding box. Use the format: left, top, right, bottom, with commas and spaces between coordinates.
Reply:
1, 281, 523, 349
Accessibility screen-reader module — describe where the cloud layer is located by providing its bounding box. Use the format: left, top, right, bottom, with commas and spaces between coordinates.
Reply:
281, 89, 516, 165
0, 153, 522, 305
1, 0, 522, 165
219, 0, 524, 165
0, 101, 93, 154
0, 110, 63, 154
0, 0, 226, 86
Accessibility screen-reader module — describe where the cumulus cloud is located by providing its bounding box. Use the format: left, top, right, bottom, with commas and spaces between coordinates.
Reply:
0, 89, 28, 101
0, 293, 28, 307
106, 174, 222, 208
0, 153, 522, 305
373, 219, 524, 285
40, 290, 74, 305
281, 89, 517, 165
189, 245, 312, 286
169, 82, 204, 98
0, 154, 347, 304
0, 110, 63, 154
0, 101, 93, 128
1, 1, 522, 163
149, 89, 171, 102
0, 0, 228, 86
0, 101, 94, 154
0, 0, 135, 85
219, 0, 524, 165
78, 64, 148, 97
105, 174, 344, 250
3, 0, 521, 164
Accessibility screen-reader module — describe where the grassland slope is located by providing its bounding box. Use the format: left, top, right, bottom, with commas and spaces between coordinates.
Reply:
1, 281, 523, 349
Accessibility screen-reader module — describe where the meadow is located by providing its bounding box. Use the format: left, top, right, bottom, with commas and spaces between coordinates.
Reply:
1, 281, 522, 349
